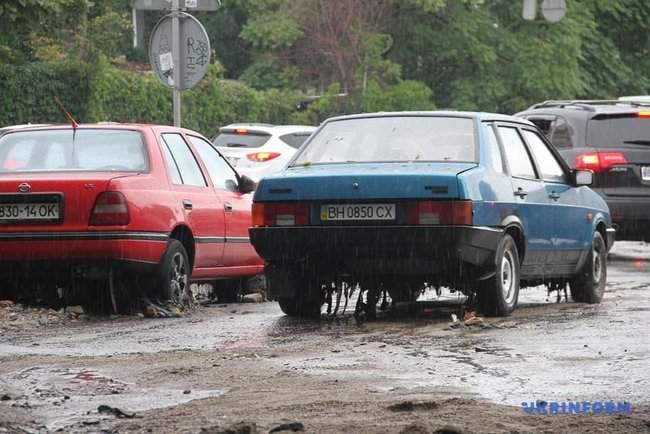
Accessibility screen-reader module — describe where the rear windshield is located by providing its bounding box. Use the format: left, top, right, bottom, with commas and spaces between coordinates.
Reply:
0, 129, 147, 173
587, 116, 650, 147
280, 132, 313, 149
212, 132, 271, 148
291, 116, 476, 166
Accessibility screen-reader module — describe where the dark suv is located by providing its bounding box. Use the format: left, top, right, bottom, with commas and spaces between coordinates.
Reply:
516, 100, 650, 241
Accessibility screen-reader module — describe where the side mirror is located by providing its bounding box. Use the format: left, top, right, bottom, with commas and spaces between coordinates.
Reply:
238, 174, 257, 194
574, 169, 593, 186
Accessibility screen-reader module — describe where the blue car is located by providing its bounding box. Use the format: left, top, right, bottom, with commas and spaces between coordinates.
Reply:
249, 112, 615, 318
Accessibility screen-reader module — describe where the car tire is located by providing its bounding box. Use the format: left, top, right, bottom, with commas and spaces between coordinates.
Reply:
213, 279, 240, 303
569, 231, 606, 304
277, 296, 322, 318
477, 234, 520, 317
157, 239, 191, 304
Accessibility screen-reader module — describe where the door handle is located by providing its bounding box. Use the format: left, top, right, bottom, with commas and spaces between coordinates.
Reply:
182, 200, 193, 210
224, 202, 233, 212
514, 188, 528, 198
549, 192, 561, 200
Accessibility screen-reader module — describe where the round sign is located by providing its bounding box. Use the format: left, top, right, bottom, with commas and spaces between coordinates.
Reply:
541, 0, 566, 23
149, 12, 211, 89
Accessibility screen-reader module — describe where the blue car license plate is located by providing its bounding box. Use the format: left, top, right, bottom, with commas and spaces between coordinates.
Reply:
320, 203, 396, 221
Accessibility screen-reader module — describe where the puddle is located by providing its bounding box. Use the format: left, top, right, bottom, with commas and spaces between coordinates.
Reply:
2, 366, 224, 431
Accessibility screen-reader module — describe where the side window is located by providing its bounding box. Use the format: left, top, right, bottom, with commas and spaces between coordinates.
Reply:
189, 135, 239, 192
484, 123, 504, 173
522, 130, 567, 183
549, 117, 573, 148
161, 133, 207, 187
498, 127, 537, 179
160, 139, 183, 184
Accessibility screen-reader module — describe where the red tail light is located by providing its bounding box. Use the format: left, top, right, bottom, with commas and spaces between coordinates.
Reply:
406, 200, 473, 225
252, 202, 308, 227
247, 152, 281, 162
89, 192, 130, 226
637, 111, 650, 118
575, 152, 627, 172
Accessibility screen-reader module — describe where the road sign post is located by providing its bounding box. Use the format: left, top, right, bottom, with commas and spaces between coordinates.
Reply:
139, 0, 217, 128
172, 0, 181, 127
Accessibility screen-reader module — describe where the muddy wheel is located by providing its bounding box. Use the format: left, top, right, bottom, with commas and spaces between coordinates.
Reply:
477, 234, 520, 317
157, 240, 190, 304
277, 296, 322, 318
570, 231, 606, 304
213, 279, 240, 303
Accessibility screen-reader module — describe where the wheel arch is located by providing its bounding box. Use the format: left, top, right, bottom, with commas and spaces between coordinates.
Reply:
169, 224, 196, 268
500, 215, 526, 264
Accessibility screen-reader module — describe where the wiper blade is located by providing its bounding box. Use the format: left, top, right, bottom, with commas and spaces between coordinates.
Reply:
623, 140, 650, 146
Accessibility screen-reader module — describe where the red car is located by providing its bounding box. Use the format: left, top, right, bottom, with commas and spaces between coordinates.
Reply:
0, 124, 264, 303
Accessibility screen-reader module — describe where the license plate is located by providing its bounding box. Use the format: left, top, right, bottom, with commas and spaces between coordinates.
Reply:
642, 166, 650, 181
320, 203, 396, 221
0, 203, 59, 222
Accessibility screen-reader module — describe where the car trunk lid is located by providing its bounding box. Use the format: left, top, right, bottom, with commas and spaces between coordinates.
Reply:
0, 172, 136, 231
255, 162, 476, 201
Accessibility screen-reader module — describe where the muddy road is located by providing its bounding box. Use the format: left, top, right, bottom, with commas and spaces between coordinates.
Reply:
1, 243, 649, 434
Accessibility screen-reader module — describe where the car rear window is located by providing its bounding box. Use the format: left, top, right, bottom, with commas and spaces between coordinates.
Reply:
0, 129, 147, 173
587, 115, 650, 147
291, 116, 476, 166
212, 131, 271, 148
280, 132, 313, 149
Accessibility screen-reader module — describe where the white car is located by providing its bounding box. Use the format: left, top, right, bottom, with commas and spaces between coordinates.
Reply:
212, 124, 316, 181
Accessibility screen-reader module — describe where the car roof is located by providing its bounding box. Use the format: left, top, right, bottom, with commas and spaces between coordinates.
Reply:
324, 110, 534, 126
0, 123, 208, 137
219, 124, 317, 134
517, 100, 650, 117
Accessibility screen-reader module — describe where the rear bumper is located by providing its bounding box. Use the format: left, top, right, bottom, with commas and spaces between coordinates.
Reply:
601, 195, 650, 240
249, 225, 503, 277
0, 231, 168, 263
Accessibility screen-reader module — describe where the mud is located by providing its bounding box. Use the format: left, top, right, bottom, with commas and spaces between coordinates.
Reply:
0, 242, 649, 433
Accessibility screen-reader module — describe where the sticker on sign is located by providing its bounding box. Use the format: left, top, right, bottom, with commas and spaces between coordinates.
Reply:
159, 52, 173, 72
185, 0, 197, 7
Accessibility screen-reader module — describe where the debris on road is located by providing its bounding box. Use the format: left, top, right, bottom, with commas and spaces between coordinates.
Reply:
200, 422, 258, 434
268, 422, 305, 433
388, 401, 439, 412
242, 293, 265, 303
97, 404, 136, 419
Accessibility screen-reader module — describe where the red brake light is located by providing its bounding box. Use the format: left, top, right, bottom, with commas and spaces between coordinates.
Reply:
252, 202, 308, 227
637, 111, 650, 118
575, 152, 627, 172
89, 191, 130, 226
406, 200, 472, 225
247, 152, 281, 162
235, 128, 248, 134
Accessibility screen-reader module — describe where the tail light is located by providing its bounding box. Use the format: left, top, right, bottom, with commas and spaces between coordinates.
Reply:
252, 202, 308, 227
637, 111, 650, 118
575, 152, 627, 172
406, 200, 472, 225
89, 191, 130, 226
247, 152, 281, 162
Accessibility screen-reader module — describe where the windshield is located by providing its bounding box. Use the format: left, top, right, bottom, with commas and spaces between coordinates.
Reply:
587, 116, 650, 146
0, 129, 147, 173
291, 116, 476, 166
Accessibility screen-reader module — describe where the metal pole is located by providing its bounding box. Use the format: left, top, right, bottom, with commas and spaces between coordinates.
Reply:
172, 0, 181, 127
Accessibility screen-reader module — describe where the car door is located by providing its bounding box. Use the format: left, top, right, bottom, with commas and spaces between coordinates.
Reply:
496, 125, 552, 276
188, 135, 261, 268
160, 133, 225, 269
520, 128, 584, 271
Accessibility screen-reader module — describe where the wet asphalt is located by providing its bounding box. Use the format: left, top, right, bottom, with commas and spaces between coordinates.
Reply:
0, 242, 648, 431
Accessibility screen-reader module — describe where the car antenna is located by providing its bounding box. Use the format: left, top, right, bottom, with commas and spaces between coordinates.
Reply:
54, 96, 79, 129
